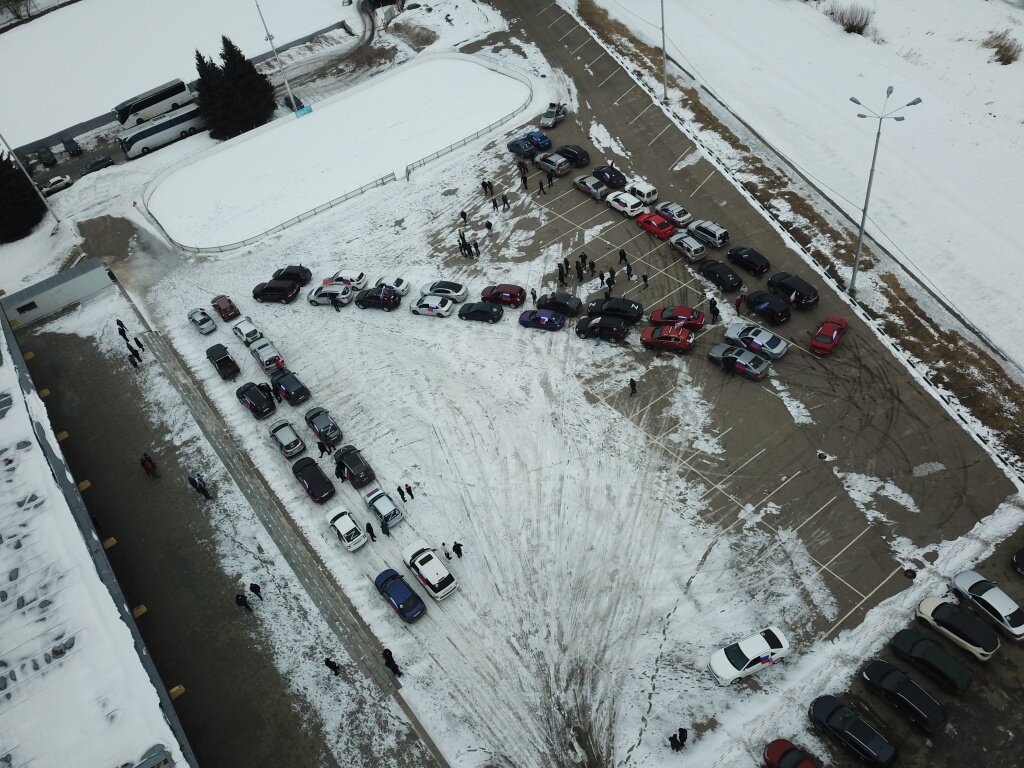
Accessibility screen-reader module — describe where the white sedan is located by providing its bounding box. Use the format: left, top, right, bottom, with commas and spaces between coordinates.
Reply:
187, 308, 216, 334
410, 295, 454, 317
708, 626, 790, 684
323, 271, 367, 290
39, 175, 73, 196
606, 191, 645, 217
375, 276, 410, 295
724, 323, 790, 360
420, 280, 468, 303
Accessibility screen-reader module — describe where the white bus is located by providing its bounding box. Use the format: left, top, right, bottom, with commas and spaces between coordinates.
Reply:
112, 79, 195, 126
117, 104, 206, 159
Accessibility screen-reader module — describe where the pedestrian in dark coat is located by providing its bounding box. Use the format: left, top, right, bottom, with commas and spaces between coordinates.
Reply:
128, 355, 139, 369
610, 266, 617, 281
677, 728, 688, 747
606, 274, 616, 289
625, 262, 634, 281
604, 288, 611, 300
381, 519, 390, 537
116, 319, 126, 331
405, 483, 414, 499
331, 296, 343, 312
546, 170, 554, 186
365, 522, 376, 541
481, 180, 488, 197
272, 387, 282, 404
235, 593, 253, 612
619, 249, 628, 265
521, 173, 529, 190
397, 486, 406, 502
537, 179, 546, 195
575, 263, 584, 281
642, 272, 649, 290
317, 440, 329, 458
530, 288, 538, 305
325, 657, 340, 676
487, 181, 495, 196
629, 378, 638, 397
187, 475, 200, 493
558, 270, 567, 287
134, 336, 145, 352
442, 542, 452, 560
588, 261, 596, 277
472, 240, 480, 257
118, 325, 128, 341
502, 193, 510, 210
452, 541, 464, 558
335, 462, 346, 480
491, 196, 499, 211
196, 477, 211, 499
562, 256, 570, 273
128, 344, 141, 362
734, 294, 743, 313
598, 271, 605, 285
141, 453, 158, 477
382, 648, 402, 676
669, 734, 680, 752
249, 583, 263, 600
485, 221, 493, 236
460, 210, 467, 224
709, 298, 720, 323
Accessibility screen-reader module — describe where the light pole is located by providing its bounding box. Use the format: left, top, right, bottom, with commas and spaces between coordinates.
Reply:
847, 86, 921, 295
253, 0, 299, 114
660, 0, 668, 102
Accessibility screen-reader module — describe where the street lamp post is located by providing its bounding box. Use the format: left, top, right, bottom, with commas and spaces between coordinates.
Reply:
660, 0, 668, 102
847, 86, 922, 296
253, 0, 299, 113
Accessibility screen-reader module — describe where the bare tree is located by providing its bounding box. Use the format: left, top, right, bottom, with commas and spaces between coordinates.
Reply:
1, 0, 35, 20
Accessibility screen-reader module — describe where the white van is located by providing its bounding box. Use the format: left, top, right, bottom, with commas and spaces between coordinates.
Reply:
329, 510, 368, 552
403, 540, 458, 600
625, 179, 658, 205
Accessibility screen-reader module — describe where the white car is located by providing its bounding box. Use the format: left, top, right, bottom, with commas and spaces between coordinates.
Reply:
607, 191, 645, 218
916, 596, 1000, 662
655, 201, 693, 227
411, 296, 454, 317
708, 627, 791, 684
39, 175, 73, 196
307, 284, 352, 306
324, 271, 367, 290
952, 569, 1024, 640
268, 420, 305, 458
375, 276, 410, 295
723, 323, 790, 360
420, 280, 468, 303
403, 540, 459, 600
625, 179, 658, 204
232, 316, 263, 346
364, 486, 403, 527
187, 308, 216, 335
329, 509, 368, 552
250, 338, 283, 374
668, 233, 706, 262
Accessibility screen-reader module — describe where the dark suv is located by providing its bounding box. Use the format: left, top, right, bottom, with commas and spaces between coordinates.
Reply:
355, 285, 401, 311
236, 382, 276, 419
556, 145, 590, 167
272, 265, 312, 286
592, 165, 626, 189
861, 659, 947, 736
253, 279, 300, 304
746, 290, 791, 325
537, 292, 583, 317
270, 369, 311, 405
808, 695, 896, 767
292, 457, 335, 503
768, 272, 819, 307
890, 628, 972, 694
586, 298, 644, 324
335, 445, 376, 488
305, 407, 342, 446
575, 316, 627, 341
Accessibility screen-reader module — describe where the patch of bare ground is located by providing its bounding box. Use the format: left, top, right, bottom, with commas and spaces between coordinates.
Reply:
388, 21, 439, 51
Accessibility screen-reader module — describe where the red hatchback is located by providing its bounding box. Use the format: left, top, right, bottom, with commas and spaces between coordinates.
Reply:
763, 738, 818, 768
211, 294, 240, 321
641, 325, 694, 353
637, 212, 676, 239
649, 305, 705, 330
809, 316, 848, 355
481, 284, 526, 308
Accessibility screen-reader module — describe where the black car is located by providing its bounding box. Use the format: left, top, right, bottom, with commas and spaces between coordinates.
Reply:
556, 144, 590, 167
335, 444, 376, 488
270, 369, 311, 405
768, 272, 819, 307
861, 659, 947, 736
587, 298, 643, 324
890, 629, 972, 695
699, 260, 742, 292
272, 265, 312, 286
808, 695, 896, 767
575, 315, 628, 341
592, 165, 626, 189
253, 279, 300, 303
304, 407, 342, 446
206, 343, 240, 381
36, 146, 57, 167
355, 285, 401, 311
537, 292, 583, 317
728, 246, 770, 275
745, 290, 791, 324
236, 382, 276, 419
458, 302, 503, 323
292, 457, 335, 503
61, 136, 82, 157
81, 155, 114, 176
507, 138, 534, 158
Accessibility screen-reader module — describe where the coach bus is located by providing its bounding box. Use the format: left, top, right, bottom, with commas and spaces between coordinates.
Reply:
117, 104, 206, 159
112, 79, 195, 126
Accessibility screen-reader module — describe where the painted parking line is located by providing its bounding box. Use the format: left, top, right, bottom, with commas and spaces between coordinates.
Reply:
632, 385, 678, 419
569, 38, 591, 55
627, 102, 657, 126
792, 495, 838, 533
586, 51, 607, 69
666, 146, 695, 171
613, 83, 637, 105
539, 1, 556, 12
648, 123, 672, 147
597, 68, 618, 87
698, 448, 767, 500
817, 526, 871, 575
820, 566, 903, 640
691, 170, 715, 196
547, 13, 566, 28
558, 25, 577, 42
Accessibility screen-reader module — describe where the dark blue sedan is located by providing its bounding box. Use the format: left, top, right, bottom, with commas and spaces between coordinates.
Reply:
518, 309, 565, 331
374, 569, 426, 623
526, 130, 552, 150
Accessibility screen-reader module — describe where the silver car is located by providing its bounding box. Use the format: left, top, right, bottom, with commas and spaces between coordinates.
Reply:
724, 323, 790, 360
269, 420, 306, 457
375, 276, 409, 295
232, 316, 263, 346
420, 281, 467, 303
952, 570, 1024, 640
250, 338, 283, 374
708, 343, 770, 380
655, 201, 693, 227
364, 486, 403, 527
307, 284, 352, 306
188, 308, 216, 335
573, 175, 609, 201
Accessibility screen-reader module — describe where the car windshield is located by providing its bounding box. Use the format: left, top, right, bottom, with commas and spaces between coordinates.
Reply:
723, 642, 748, 670
762, 628, 783, 649
813, 333, 833, 343
1007, 608, 1024, 627
343, 527, 360, 542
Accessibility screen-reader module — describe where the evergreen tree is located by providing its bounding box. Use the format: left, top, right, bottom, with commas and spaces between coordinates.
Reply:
219, 36, 275, 135
0, 152, 46, 244
194, 49, 230, 140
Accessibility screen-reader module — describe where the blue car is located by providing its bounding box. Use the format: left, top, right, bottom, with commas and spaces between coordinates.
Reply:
526, 130, 552, 150
374, 569, 426, 623
507, 138, 534, 158
518, 309, 565, 331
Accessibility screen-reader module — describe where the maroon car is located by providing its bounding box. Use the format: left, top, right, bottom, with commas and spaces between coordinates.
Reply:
649, 305, 705, 330
641, 325, 694, 353
763, 738, 818, 768
481, 284, 526, 308
211, 294, 240, 321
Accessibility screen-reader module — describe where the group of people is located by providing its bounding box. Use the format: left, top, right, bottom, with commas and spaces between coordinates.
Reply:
117, 319, 146, 369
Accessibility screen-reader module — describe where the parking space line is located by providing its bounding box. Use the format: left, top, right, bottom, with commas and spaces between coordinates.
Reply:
792, 495, 837, 533
698, 449, 766, 500
648, 124, 672, 147
547, 13, 566, 28
558, 26, 577, 42
633, 385, 677, 418
613, 83, 637, 104
627, 102, 657, 126
586, 51, 607, 69
817, 526, 871, 575
540, 1, 556, 12
569, 38, 591, 55
691, 170, 715, 196
820, 567, 903, 640
666, 148, 694, 172
597, 68, 618, 87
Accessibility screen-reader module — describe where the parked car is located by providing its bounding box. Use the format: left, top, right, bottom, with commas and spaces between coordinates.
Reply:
525, 130, 552, 150
654, 201, 693, 227
211, 294, 240, 321
768, 272, 819, 307
374, 569, 426, 623
724, 323, 790, 360
188, 308, 216, 334
687, 219, 730, 248
952, 569, 1024, 640
329, 509, 368, 552
403, 540, 459, 599
458, 302, 504, 323
249, 339, 283, 374
890, 628, 972, 694
708, 626, 790, 684
374, 276, 410, 295
292, 457, 334, 503
335, 444, 375, 488
668, 233, 706, 262
364, 486, 403, 527
270, 369, 310, 405
699, 260, 742, 291
36, 145, 57, 167
763, 739, 818, 768
80, 155, 115, 176
507, 138, 535, 158
323, 271, 368, 290
592, 165, 626, 188
808, 695, 896, 767
649, 305, 705, 330
625, 179, 658, 204
708, 344, 771, 380
641, 325, 694, 353
539, 102, 568, 128
481, 284, 526, 307
587, 298, 643, 324
536, 152, 571, 176
556, 144, 590, 167
253, 279, 300, 304
728, 246, 771, 275
61, 136, 82, 156
355, 285, 401, 311
810, 316, 849, 355
307, 284, 352, 307
637, 212, 676, 239
536, 292, 583, 316
746, 290, 791, 325
304, 407, 342, 447
573, 174, 609, 200
420, 280, 468, 302
206, 344, 239, 380
607, 191, 645, 217
39, 175, 72, 196
575, 315, 627, 341
231, 316, 263, 346
861, 659, 947, 736
272, 265, 312, 286
236, 382, 276, 419
268, 420, 306, 458
411, 295, 454, 317
518, 310, 565, 331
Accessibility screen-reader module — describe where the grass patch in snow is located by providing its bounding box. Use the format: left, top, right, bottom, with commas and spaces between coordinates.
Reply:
828, 3, 873, 35
982, 29, 1022, 65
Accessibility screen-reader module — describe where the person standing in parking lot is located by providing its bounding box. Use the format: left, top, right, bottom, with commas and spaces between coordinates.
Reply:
405, 483, 414, 499
452, 541, 464, 558
625, 262, 634, 281
324, 657, 340, 676
537, 179, 546, 195
472, 240, 480, 257
502, 193, 510, 210
485, 221, 493, 236
442, 542, 452, 560
709, 298, 720, 323
734, 294, 743, 313
397, 486, 406, 501
249, 583, 263, 600
381, 519, 390, 537
317, 441, 329, 458
531, 288, 538, 305
235, 593, 253, 612
546, 170, 554, 186
330, 295, 343, 312
491, 196, 498, 211
619, 249, 628, 265
127, 355, 139, 369
480, 180, 488, 197
629, 378, 638, 397
365, 522, 376, 542
382, 648, 401, 676
460, 210, 467, 224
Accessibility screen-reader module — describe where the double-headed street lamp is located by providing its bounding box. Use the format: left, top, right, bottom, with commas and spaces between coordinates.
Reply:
253, 0, 299, 113
847, 86, 922, 295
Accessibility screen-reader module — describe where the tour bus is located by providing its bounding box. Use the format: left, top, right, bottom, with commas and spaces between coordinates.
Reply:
117, 104, 206, 159
112, 79, 195, 126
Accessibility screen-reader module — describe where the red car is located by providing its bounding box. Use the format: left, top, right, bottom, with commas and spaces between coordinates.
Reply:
641, 325, 694, 353
649, 305, 705, 330
637, 212, 676, 240
763, 738, 818, 768
809, 316, 848, 355
211, 294, 240, 321
481, 284, 526, 307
